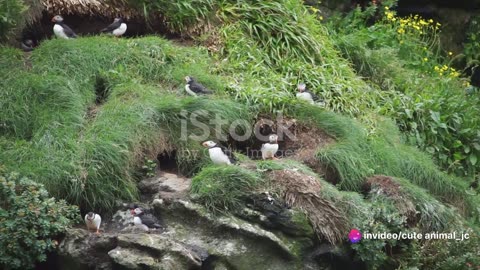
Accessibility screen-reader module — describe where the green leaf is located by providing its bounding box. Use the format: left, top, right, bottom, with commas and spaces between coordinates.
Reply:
470, 154, 478, 166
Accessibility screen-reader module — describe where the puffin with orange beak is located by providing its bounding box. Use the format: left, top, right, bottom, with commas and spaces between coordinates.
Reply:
84, 212, 102, 234
51, 15, 77, 39
261, 134, 279, 160
131, 208, 162, 231
202, 141, 237, 165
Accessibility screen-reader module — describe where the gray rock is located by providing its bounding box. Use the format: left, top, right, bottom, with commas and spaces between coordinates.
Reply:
139, 173, 190, 200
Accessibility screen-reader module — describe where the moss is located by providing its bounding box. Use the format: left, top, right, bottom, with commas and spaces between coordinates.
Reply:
290, 210, 315, 237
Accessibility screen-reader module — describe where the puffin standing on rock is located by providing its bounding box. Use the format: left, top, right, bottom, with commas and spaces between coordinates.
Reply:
51, 15, 77, 39
131, 208, 162, 231
202, 141, 237, 165
261, 134, 279, 160
84, 212, 102, 234
185, 76, 212, 96
101, 18, 127, 37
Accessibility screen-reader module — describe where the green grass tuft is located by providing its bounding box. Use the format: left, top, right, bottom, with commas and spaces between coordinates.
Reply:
190, 165, 263, 213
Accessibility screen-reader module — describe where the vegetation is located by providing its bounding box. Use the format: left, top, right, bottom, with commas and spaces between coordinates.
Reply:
1, 0, 480, 269
0, 172, 79, 270
0, 0, 26, 42
190, 165, 263, 212
327, 3, 480, 177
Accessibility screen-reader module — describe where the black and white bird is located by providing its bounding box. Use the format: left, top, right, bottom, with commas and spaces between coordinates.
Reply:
101, 18, 127, 37
261, 134, 279, 160
21, 39, 34, 52
185, 76, 212, 96
52, 15, 77, 39
202, 141, 237, 165
296, 83, 324, 106
130, 208, 162, 231
84, 212, 102, 234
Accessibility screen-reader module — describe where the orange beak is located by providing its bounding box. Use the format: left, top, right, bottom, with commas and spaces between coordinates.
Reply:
51, 17, 56, 22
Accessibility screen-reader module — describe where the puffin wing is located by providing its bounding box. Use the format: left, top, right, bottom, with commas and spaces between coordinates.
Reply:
62, 24, 78, 38
306, 90, 319, 101
190, 81, 212, 94
101, 20, 121, 33
220, 145, 237, 164
141, 214, 162, 228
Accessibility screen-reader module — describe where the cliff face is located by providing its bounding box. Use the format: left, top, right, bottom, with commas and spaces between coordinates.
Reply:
55, 173, 349, 270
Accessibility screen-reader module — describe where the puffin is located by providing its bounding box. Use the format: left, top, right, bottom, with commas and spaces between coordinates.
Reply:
261, 134, 279, 160
202, 141, 237, 165
101, 18, 127, 37
296, 83, 324, 105
51, 15, 77, 39
84, 212, 102, 234
21, 39, 34, 52
131, 208, 162, 231
185, 76, 213, 96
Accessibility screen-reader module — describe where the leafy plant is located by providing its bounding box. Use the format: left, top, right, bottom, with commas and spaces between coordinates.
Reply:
0, 172, 79, 270
0, 0, 26, 42
142, 157, 157, 178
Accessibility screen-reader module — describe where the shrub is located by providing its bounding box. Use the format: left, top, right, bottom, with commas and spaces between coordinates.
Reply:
0, 0, 26, 42
190, 165, 263, 212
0, 172, 79, 270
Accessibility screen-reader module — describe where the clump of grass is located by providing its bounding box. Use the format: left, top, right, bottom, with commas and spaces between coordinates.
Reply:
190, 165, 263, 212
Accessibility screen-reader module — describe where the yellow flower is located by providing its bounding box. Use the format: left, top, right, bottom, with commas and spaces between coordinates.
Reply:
319, 16, 324, 20
385, 6, 389, 10
448, 51, 453, 56
428, 19, 434, 23
423, 57, 428, 62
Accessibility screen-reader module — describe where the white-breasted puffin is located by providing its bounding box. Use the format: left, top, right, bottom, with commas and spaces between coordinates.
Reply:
296, 83, 324, 105
261, 134, 279, 160
101, 18, 127, 37
21, 39, 34, 52
202, 141, 237, 165
51, 15, 77, 39
185, 76, 213, 96
84, 212, 102, 234
131, 208, 162, 231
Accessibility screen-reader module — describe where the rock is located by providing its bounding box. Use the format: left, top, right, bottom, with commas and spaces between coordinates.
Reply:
138, 172, 190, 200
57, 228, 117, 270
243, 193, 315, 237
109, 234, 203, 270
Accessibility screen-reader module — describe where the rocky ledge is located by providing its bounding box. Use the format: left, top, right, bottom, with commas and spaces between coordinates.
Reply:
56, 173, 351, 270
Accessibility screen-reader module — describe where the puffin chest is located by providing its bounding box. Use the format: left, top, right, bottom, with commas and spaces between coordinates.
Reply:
261, 143, 279, 158
113, 23, 127, 36
296, 92, 314, 104
208, 147, 231, 164
53, 24, 69, 39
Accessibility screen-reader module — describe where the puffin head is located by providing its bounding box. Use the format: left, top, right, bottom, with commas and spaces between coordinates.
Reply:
268, 134, 278, 143
52, 15, 64, 23
86, 212, 95, 220
185, 76, 193, 83
202, 141, 217, 148
130, 207, 143, 216
297, 83, 306, 92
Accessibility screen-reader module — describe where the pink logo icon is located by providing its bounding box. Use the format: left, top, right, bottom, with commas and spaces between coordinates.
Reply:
349, 229, 362, 243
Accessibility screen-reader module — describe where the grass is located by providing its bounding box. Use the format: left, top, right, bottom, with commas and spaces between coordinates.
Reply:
291, 105, 476, 216
190, 165, 263, 212
0, 36, 256, 211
